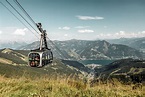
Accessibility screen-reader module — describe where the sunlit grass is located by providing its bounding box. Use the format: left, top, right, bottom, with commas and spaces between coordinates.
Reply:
0, 75, 144, 97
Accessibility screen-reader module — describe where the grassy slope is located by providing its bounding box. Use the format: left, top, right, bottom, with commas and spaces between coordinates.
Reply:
95, 59, 145, 82
0, 49, 145, 96
0, 49, 28, 64
0, 48, 82, 77
0, 60, 81, 79
0, 75, 144, 97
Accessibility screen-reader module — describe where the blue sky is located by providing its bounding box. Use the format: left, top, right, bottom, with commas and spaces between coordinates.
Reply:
0, 0, 145, 42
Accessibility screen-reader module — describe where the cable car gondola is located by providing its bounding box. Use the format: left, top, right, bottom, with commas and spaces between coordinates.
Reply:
1, 0, 53, 67
28, 48, 53, 67
28, 23, 53, 67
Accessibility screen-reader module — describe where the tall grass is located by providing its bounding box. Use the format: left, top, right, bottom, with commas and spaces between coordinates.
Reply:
0, 75, 144, 97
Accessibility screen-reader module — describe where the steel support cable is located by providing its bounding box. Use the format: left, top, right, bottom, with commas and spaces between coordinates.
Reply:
7, 0, 68, 59
13, 0, 36, 27
13, 0, 66, 58
0, 1, 39, 39
6, 0, 40, 34
46, 36, 68, 59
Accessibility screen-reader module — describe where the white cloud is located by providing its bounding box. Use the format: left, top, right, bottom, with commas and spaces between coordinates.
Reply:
78, 29, 94, 33
75, 26, 90, 29
141, 31, 145, 34
0, 27, 39, 42
58, 27, 61, 29
95, 31, 145, 39
64, 34, 68, 37
0, 31, 2, 34
119, 31, 125, 35
13, 28, 28, 36
58, 26, 70, 30
76, 15, 104, 20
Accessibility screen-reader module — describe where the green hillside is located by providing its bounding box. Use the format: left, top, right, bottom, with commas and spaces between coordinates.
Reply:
0, 48, 90, 79
0, 49, 145, 96
0, 61, 82, 79
95, 59, 145, 83
0, 48, 28, 65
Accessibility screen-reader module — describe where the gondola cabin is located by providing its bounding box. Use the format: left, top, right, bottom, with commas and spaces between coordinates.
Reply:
1, 0, 53, 68
28, 23, 53, 68
28, 49, 53, 67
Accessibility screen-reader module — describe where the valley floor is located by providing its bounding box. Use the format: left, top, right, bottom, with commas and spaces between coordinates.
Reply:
0, 75, 144, 97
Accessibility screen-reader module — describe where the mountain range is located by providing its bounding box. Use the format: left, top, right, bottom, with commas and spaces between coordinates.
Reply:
1, 37, 145, 52
0, 41, 27, 49
18, 39, 143, 60
107, 37, 145, 52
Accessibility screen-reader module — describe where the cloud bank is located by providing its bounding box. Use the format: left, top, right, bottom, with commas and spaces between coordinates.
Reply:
78, 29, 94, 33
0, 31, 2, 34
58, 26, 70, 30
13, 28, 28, 36
76, 15, 104, 20
96, 31, 145, 39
